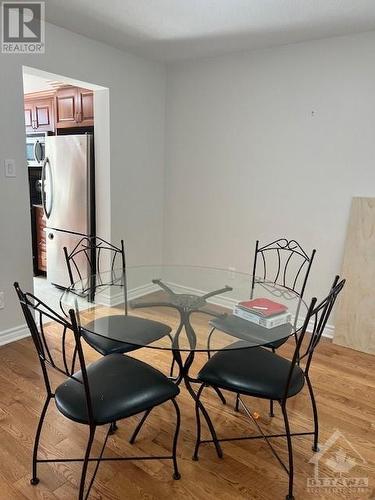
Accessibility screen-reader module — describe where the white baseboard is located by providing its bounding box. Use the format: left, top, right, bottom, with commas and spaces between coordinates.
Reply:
97, 283, 159, 308
294, 317, 334, 339
0, 324, 30, 347
319, 323, 334, 339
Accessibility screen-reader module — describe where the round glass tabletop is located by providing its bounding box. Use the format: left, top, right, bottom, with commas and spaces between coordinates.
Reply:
60, 265, 307, 352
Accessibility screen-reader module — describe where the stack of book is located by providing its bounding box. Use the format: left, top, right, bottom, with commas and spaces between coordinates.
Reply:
233, 298, 291, 329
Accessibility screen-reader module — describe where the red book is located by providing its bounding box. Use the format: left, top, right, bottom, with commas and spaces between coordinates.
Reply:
237, 298, 287, 317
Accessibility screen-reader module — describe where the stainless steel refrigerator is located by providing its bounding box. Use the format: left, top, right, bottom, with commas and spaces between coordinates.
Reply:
42, 134, 94, 288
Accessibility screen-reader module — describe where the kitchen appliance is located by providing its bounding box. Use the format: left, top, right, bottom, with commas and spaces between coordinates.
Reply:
28, 167, 45, 276
42, 134, 95, 288
26, 132, 47, 167
28, 167, 42, 205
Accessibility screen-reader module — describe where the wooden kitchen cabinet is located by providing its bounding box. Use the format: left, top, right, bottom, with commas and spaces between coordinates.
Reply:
77, 88, 94, 126
55, 86, 94, 128
24, 102, 34, 130
24, 95, 55, 133
24, 87, 94, 132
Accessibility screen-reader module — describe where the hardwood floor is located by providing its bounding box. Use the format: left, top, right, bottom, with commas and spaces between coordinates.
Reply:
0, 306, 374, 499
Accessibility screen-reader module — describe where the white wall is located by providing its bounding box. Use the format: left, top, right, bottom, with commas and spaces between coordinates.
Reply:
164, 31, 375, 303
0, 22, 166, 335
2, 23, 375, 339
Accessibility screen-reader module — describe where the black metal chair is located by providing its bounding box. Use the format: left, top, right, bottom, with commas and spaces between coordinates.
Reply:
194, 276, 345, 500
250, 238, 316, 301
208, 238, 316, 415
14, 282, 181, 500
63, 236, 172, 358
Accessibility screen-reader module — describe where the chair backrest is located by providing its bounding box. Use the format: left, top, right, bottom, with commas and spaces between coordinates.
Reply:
251, 238, 316, 298
14, 282, 95, 425
282, 275, 345, 402
64, 236, 128, 312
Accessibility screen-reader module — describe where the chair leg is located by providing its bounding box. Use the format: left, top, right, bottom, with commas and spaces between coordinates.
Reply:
281, 403, 294, 500
129, 408, 152, 444
31, 396, 51, 485
268, 347, 276, 417
213, 386, 227, 405
168, 334, 176, 378
169, 358, 176, 378
206, 327, 216, 360
305, 375, 319, 452
205, 327, 226, 406
171, 399, 181, 480
235, 393, 240, 412
193, 384, 204, 461
78, 426, 96, 500
109, 421, 118, 434
269, 400, 275, 417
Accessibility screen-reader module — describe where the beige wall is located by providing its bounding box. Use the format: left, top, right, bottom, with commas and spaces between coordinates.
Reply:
163, 31, 375, 303
0, 23, 166, 335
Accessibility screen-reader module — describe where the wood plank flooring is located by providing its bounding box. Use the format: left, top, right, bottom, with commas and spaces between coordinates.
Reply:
0, 307, 374, 499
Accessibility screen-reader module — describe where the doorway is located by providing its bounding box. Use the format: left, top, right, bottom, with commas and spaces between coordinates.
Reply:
22, 66, 110, 311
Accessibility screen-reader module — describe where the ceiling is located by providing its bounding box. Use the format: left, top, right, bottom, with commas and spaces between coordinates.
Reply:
22, 73, 60, 93
45, 0, 375, 62
22, 67, 107, 94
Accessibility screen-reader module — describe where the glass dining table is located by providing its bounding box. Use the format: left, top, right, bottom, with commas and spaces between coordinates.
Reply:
61, 265, 307, 456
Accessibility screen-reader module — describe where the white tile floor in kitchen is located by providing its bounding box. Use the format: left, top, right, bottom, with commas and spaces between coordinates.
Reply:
33, 276, 65, 312
33, 276, 91, 317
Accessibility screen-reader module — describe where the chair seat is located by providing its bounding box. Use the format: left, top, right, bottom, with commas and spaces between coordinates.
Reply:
264, 336, 289, 350
198, 341, 304, 401
82, 315, 172, 355
209, 314, 292, 349
55, 354, 179, 425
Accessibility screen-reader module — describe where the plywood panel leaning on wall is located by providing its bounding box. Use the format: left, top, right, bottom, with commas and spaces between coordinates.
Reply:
334, 197, 375, 354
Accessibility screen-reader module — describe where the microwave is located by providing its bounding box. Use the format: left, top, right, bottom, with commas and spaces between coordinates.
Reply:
26, 132, 47, 167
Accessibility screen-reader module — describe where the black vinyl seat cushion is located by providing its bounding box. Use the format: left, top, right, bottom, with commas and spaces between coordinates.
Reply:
209, 314, 292, 351
82, 315, 172, 356
55, 354, 179, 425
264, 336, 289, 350
198, 341, 304, 401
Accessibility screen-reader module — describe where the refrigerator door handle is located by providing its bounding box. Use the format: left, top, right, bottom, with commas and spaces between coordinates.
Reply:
42, 157, 53, 219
